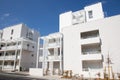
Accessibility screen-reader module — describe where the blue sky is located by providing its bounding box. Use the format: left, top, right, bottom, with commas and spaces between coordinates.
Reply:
0, 0, 120, 36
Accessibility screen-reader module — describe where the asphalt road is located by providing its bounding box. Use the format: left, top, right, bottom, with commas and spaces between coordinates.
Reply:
0, 73, 47, 80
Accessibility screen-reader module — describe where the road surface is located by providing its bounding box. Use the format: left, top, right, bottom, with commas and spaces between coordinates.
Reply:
0, 73, 48, 80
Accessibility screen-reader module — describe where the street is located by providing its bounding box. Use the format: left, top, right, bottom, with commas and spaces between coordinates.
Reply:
0, 73, 47, 80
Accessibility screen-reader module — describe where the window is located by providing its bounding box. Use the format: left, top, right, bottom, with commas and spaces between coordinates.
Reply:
26, 31, 33, 40
31, 54, 34, 57
10, 37, 12, 40
27, 44, 29, 47
11, 62, 14, 66
88, 10, 93, 19
4, 62, 8, 65
11, 29, 14, 35
32, 46, 34, 48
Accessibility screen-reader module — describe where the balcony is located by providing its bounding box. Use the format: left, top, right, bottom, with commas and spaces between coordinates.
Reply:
3, 65, 14, 69
0, 45, 34, 52
47, 43, 60, 48
0, 56, 4, 60
4, 55, 20, 60
1, 45, 22, 51
82, 60, 103, 73
81, 52, 102, 61
46, 56, 61, 61
81, 37, 100, 45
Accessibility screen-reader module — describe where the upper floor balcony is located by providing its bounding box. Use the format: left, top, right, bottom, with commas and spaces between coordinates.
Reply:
46, 56, 61, 61
47, 42, 61, 48
0, 45, 34, 52
80, 52, 102, 61
0, 55, 20, 60
1, 45, 22, 51
0, 56, 4, 60
80, 36, 100, 45
5, 55, 20, 60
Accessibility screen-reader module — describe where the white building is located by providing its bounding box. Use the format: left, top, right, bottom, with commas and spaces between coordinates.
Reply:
60, 2, 120, 79
0, 23, 40, 71
38, 32, 63, 75
37, 2, 120, 79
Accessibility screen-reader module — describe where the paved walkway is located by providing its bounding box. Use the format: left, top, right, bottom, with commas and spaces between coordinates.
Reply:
0, 71, 72, 80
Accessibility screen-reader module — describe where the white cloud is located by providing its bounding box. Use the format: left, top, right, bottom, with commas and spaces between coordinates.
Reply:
0, 13, 10, 20
4, 13, 10, 17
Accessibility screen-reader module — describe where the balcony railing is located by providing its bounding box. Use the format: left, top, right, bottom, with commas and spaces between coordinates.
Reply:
81, 53, 102, 60
1, 45, 22, 50
82, 68, 102, 72
0, 45, 34, 52
83, 68, 89, 71
46, 56, 61, 61
47, 43, 60, 48
0, 56, 4, 60
4, 55, 20, 60
3, 65, 14, 69
81, 37, 100, 45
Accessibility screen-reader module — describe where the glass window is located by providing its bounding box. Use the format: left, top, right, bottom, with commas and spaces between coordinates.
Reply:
88, 10, 93, 19
11, 29, 14, 35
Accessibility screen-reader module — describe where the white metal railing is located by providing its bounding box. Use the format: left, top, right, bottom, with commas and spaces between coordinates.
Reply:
46, 56, 61, 60
81, 36, 100, 45
83, 68, 102, 72
1, 45, 22, 50
4, 65, 14, 69
83, 68, 89, 71
47, 42, 60, 47
3, 65, 14, 69
4, 55, 16, 60
0, 56, 4, 60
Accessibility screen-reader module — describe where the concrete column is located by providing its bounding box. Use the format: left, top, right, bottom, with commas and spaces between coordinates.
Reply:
60, 37, 63, 74
36, 37, 40, 68
43, 38, 46, 72
18, 40, 23, 71
13, 41, 18, 71
2, 41, 7, 70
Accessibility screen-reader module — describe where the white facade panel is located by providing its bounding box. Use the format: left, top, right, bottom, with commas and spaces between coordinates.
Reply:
84, 2, 104, 22
80, 37, 100, 45
59, 11, 72, 32
2, 24, 22, 40
80, 54, 102, 61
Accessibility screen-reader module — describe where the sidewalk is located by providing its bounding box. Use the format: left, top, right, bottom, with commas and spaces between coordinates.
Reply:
0, 71, 72, 80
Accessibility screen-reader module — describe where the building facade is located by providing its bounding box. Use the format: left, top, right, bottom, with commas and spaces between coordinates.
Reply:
37, 2, 120, 79
0, 23, 39, 71
60, 2, 120, 79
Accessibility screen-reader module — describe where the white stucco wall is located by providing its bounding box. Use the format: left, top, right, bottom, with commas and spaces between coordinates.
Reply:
61, 15, 120, 77
59, 11, 72, 32
2, 24, 22, 40
84, 2, 104, 22
29, 68, 43, 76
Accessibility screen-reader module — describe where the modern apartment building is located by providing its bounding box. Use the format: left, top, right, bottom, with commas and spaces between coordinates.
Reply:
60, 2, 120, 79
37, 2, 120, 79
38, 32, 63, 75
0, 23, 39, 71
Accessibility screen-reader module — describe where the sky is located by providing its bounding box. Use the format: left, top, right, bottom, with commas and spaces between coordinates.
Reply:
0, 0, 120, 36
